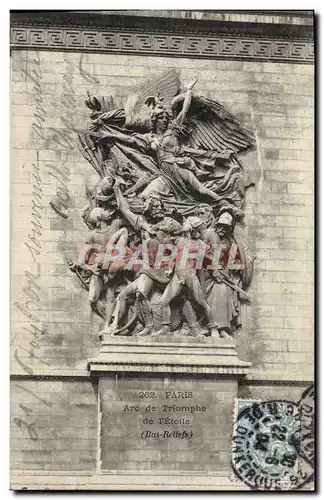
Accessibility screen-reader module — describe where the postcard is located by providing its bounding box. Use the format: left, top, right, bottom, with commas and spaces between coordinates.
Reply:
10, 9, 314, 491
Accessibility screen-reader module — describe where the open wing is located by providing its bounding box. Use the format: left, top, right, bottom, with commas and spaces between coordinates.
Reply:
83, 70, 180, 136
124, 69, 181, 129
85, 91, 125, 121
172, 93, 255, 154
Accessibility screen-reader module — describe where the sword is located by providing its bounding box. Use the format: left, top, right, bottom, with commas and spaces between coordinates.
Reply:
218, 270, 251, 301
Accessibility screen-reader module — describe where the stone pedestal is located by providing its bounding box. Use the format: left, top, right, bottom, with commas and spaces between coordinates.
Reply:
88, 337, 251, 474
89, 336, 251, 375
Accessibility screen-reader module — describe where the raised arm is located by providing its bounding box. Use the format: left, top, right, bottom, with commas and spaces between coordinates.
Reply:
174, 78, 198, 125
113, 184, 139, 230
89, 122, 137, 147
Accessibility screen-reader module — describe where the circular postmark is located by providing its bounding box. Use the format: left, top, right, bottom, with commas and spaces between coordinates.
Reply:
297, 385, 315, 468
231, 400, 314, 490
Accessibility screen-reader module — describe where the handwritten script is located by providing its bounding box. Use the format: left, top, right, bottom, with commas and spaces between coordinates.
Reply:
14, 52, 49, 375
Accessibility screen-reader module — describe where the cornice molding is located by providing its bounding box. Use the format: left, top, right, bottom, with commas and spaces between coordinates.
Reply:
10, 11, 314, 37
10, 26, 314, 64
10, 11, 314, 64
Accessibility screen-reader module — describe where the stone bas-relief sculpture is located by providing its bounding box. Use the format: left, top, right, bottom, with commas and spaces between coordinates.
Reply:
67, 70, 255, 340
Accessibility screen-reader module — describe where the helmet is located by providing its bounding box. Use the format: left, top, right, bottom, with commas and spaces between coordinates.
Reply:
186, 216, 205, 230
217, 212, 233, 226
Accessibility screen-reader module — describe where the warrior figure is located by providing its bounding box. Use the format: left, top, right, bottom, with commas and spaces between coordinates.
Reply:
68, 69, 255, 338
202, 211, 255, 338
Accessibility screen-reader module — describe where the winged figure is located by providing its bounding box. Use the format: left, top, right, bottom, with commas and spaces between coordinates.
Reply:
80, 70, 254, 215
68, 70, 256, 340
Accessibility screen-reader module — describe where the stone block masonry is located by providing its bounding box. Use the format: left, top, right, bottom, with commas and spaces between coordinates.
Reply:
10, 380, 98, 471
99, 375, 237, 473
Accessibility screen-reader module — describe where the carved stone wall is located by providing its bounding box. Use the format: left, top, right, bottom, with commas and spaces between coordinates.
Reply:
11, 49, 314, 379
10, 10, 314, 486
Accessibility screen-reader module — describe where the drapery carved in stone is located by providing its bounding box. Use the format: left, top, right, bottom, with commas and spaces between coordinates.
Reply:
67, 69, 256, 340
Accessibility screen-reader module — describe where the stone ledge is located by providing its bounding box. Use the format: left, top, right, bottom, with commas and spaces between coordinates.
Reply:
10, 470, 313, 491
10, 369, 90, 380
243, 370, 314, 383
88, 336, 251, 375
100, 10, 314, 26
10, 470, 249, 490
10, 10, 314, 37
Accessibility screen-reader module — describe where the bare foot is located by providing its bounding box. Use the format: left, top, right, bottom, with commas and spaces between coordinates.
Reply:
99, 326, 116, 338
152, 326, 172, 336
210, 327, 221, 338
136, 327, 153, 337
219, 330, 232, 339
191, 327, 209, 338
